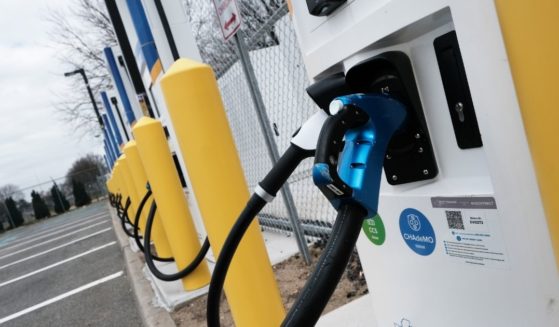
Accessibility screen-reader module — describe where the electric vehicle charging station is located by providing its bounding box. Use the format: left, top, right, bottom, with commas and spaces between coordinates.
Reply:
289, 1, 559, 326
101, 0, 559, 325
103, 0, 291, 319
106, 0, 210, 242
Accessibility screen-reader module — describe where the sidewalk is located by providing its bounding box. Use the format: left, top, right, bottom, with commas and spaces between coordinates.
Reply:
108, 203, 176, 327
109, 201, 369, 327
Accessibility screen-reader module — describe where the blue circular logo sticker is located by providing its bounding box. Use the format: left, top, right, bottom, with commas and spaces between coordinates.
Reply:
399, 208, 436, 256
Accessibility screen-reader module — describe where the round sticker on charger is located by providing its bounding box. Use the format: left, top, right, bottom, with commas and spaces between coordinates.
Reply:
399, 208, 436, 256
362, 214, 386, 246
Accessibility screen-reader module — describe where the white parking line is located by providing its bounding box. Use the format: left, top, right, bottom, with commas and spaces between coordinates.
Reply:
0, 271, 124, 325
0, 241, 116, 289
0, 211, 109, 247
0, 228, 113, 271
0, 220, 109, 261
0, 215, 108, 253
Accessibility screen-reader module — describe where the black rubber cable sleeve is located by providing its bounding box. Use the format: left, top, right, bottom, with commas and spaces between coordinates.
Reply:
281, 203, 368, 327
117, 196, 132, 224
206, 194, 267, 327
123, 197, 135, 226
134, 195, 174, 263
132, 190, 151, 251
207, 144, 313, 327
144, 201, 210, 280
259, 144, 314, 196
108, 194, 116, 207
119, 197, 136, 238
116, 195, 124, 218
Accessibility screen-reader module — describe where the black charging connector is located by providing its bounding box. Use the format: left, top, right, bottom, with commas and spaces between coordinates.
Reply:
306, 0, 346, 16
346, 51, 438, 185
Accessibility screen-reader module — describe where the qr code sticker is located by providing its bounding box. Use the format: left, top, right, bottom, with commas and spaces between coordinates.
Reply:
446, 210, 465, 230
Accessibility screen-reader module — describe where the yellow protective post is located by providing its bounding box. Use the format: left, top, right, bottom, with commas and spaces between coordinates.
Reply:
112, 163, 126, 204
495, 0, 559, 270
132, 117, 210, 290
122, 141, 173, 258
160, 59, 285, 326
112, 164, 129, 217
107, 175, 117, 195
110, 177, 117, 194
116, 175, 129, 208
107, 177, 116, 205
106, 178, 112, 195
116, 156, 137, 220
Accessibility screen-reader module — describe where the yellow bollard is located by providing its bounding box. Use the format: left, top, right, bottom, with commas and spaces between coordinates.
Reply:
106, 177, 116, 205
116, 156, 137, 220
495, 0, 559, 271
106, 178, 112, 195
132, 117, 210, 291
112, 163, 126, 203
107, 175, 117, 195
123, 141, 173, 258
112, 163, 129, 215
160, 58, 285, 326
122, 143, 147, 231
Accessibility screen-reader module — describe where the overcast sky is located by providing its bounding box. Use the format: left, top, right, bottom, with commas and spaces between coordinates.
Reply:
0, 0, 104, 192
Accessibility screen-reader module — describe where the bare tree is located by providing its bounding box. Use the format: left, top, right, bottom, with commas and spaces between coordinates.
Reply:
45, 0, 117, 139
65, 153, 107, 187
0, 184, 24, 201
0, 184, 23, 226
46, 0, 284, 136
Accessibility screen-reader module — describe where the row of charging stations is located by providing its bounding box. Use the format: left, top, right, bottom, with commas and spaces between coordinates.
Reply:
101, 1, 289, 326
100, 0, 558, 326
101, 0, 209, 239
289, 0, 559, 326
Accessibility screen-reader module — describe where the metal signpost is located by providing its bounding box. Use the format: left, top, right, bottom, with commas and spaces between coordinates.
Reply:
211, 0, 242, 41
211, 0, 311, 264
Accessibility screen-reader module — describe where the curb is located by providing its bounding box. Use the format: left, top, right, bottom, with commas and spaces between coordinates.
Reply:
108, 203, 176, 327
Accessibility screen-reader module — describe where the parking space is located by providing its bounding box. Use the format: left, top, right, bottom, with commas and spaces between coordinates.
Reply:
0, 201, 142, 326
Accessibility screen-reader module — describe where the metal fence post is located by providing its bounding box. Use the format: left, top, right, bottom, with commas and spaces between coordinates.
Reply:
1, 201, 15, 229
234, 31, 311, 264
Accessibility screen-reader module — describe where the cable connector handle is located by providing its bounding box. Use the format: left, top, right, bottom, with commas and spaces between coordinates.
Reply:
313, 93, 407, 216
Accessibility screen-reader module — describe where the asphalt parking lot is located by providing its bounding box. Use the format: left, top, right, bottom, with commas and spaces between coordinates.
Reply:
0, 200, 142, 326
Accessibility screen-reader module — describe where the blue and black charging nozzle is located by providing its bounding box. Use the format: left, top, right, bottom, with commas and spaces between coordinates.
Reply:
313, 93, 408, 217
281, 93, 407, 326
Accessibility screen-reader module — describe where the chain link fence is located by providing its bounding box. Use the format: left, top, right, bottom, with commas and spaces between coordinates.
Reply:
183, 1, 338, 247
0, 173, 107, 229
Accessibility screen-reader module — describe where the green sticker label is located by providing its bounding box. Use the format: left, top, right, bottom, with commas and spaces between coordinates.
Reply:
362, 214, 386, 246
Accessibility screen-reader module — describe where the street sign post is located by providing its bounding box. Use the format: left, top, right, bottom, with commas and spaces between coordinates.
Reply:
211, 0, 241, 41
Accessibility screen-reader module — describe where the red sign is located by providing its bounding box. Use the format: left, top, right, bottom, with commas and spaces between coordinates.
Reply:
211, 0, 242, 41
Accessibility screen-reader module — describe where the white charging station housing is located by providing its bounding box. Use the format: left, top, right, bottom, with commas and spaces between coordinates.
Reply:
291, 1, 559, 326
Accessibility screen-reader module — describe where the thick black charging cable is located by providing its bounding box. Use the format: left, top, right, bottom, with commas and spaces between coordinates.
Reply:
114, 194, 123, 215
281, 203, 367, 326
111, 187, 208, 278
207, 144, 313, 327
143, 201, 210, 281
115, 194, 127, 221
108, 193, 117, 207
117, 196, 136, 238
207, 112, 371, 327
114, 191, 173, 262
132, 189, 174, 262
